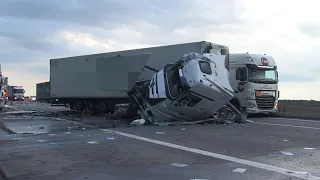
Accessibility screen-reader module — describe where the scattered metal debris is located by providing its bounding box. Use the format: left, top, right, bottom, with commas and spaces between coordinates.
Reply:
170, 163, 188, 167
106, 137, 115, 140
181, 128, 186, 131
304, 147, 316, 150
232, 168, 247, 173
283, 139, 290, 142
281, 151, 294, 156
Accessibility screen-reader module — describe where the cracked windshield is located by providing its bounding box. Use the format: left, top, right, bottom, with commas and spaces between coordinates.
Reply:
0, 0, 319, 180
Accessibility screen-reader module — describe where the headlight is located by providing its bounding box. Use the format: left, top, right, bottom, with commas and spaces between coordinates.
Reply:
274, 103, 278, 109
247, 101, 257, 108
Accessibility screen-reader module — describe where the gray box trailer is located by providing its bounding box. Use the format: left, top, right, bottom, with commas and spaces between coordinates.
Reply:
36, 82, 50, 101
50, 41, 229, 112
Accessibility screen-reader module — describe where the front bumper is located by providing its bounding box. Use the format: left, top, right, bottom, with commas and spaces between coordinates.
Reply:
246, 108, 278, 114
246, 99, 278, 114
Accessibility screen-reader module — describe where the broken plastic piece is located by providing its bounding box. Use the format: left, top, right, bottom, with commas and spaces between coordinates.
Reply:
304, 147, 315, 150
232, 168, 247, 173
170, 163, 188, 167
87, 141, 98, 144
130, 119, 145, 125
37, 140, 48, 143
281, 151, 294, 156
155, 132, 166, 134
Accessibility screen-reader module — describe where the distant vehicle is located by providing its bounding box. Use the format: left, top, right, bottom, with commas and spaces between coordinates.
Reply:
36, 82, 50, 102
8, 86, 25, 101
0, 65, 8, 110
30, 96, 36, 102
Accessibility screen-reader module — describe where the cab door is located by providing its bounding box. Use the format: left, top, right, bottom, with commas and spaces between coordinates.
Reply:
233, 67, 248, 107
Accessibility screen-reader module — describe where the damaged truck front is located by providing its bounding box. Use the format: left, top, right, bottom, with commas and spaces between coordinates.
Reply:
128, 53, 246, 124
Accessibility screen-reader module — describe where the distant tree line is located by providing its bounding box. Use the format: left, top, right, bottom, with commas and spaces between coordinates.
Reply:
279, 99, 320, 104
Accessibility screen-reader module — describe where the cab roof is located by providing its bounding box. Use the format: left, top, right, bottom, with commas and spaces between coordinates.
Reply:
229, 53, 276, 68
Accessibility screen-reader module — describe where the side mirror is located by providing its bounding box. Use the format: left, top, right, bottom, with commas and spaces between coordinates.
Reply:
4, 77, 8, 85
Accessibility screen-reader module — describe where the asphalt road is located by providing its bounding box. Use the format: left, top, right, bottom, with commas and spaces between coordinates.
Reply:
0, 102, 320, 180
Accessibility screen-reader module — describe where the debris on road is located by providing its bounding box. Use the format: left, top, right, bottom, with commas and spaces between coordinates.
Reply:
37, 140, 49, 143
11, 137, 23, 140
48, 142, 56, 145
106, 137, 115, 140
155, 132, 166, 135
64, 132, 71, 134
87, 141, 98, 144
286, 171, 311, 176
181, 128, 186, 131
283, 139, 290, 142
2, 110, 37, 115
281, 151, 294, 156
304, 147, 316, 150
170, 163, 188, 168
232, 168, 247, 173
48, 134, 57, 136
130, 119, 145, 126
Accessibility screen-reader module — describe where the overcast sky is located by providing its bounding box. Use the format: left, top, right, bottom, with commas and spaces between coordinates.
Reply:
1, 0, 319, 100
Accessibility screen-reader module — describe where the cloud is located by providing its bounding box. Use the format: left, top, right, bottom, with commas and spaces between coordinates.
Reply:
0, 0, 319, 99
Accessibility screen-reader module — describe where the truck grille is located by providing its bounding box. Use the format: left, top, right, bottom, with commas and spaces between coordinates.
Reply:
256, 96, 275, 110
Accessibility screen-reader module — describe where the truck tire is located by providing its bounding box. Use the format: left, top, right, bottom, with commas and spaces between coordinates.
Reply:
234, 113, 247, 123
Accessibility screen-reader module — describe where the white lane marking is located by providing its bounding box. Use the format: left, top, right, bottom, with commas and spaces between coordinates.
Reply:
60, 118, 320, 180
102, 129, 320, 180
271, 117, 320, 123
247, 120, 320, 130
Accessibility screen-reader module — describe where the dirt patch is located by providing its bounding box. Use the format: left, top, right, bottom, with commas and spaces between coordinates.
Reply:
0, 140, 16, 144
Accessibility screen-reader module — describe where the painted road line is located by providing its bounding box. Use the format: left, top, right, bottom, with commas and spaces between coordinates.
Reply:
103, 129, 320, 180
271, 117, 320, 123
60, 118, 320, 180
247, 120, 320, 130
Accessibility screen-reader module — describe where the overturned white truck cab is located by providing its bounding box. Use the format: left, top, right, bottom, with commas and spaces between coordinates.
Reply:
128, 53, 245, 124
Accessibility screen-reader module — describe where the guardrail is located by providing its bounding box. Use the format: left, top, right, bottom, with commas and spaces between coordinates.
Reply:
271, 103, 320, 120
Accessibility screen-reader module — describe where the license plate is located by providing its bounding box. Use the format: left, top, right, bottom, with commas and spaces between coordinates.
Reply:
256, 91, 274, 96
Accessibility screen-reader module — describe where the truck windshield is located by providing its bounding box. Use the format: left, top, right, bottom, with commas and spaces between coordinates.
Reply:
249, 68, 277, 84
13, 89, 24, 93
